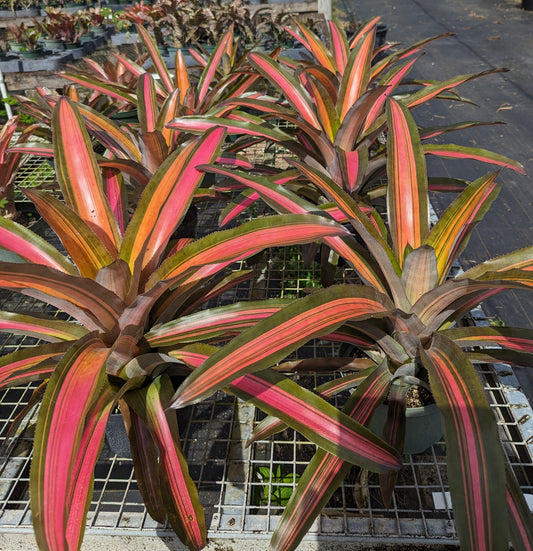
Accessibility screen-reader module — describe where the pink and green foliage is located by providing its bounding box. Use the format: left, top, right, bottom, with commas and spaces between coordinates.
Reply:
176, 97, 533, 550
0, 97, 370, 551
168, 18, 524, 230
0, 116, 43, 219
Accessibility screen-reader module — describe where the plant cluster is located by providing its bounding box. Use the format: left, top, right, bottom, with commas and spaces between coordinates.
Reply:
0, 14, 532, 551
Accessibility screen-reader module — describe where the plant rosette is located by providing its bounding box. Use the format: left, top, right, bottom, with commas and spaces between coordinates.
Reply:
0, 96, 359, 551
173, 97, 533, 551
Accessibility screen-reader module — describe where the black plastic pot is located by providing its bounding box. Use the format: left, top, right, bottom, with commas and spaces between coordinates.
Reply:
522, 0, 533, 10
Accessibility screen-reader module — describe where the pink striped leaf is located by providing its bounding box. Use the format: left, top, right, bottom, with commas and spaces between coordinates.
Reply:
419, 120, 503, 140
0, 214, 76, 274
0, 310, 87, 342
0, 263, 123, 332
199, 163, 396, 293
120, 127, 226, 277
65, 381, 116, 550
467, 349, 533, 368
290, 19, 336, 73
421, 333, 508, 550
197, 28, 233, 104
60, 70, 136, 104
157, 89, 182, 146
125, 375, 207, 550
505, 462, 533, 551
53, 98, 122, 254
335, 85, 391, 150
76, 102, 142, 162
328, 20, 349, 75
460, 245, 533, 280
24, 189, 117, 278
0, 341, 69, 388
151, 213, 349, 285
30, 333, 112, 551
229, 368, 400, 472
338, 29, 375, 121
424, 143, 525, 174
270, 360, 392, 551
137, 73, 158, 134
6, 142, 54, 157
167, 114, 294, 143
386, 97, 429, 266
307, 75, 339, 141
246, 414, 286, 445
135, 24, 174, 95
425, 172, 501, 282
170, 285, 393, 408
404, 68, 508, 110
145, 300, 290, 346
248, 52, 321, 130
120, 401, 166, 523
98, 159, 151, 188
102, 167, 126, 236
442, 326, 533, 354
412, 278, 528, 331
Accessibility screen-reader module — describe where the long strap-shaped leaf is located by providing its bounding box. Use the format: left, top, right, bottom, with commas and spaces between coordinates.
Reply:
31, 333, 112, 551
425, 172, 501, 282
271, 359, 392, 551
386, 97, 429, 267
442, 326, 533, 353
248, 52, 321, 130
151, 213, 350, 285
460, 245, 533, 280
197, 28, 233, 105
120, 127, 226, 279
0, 263, 124, 332
424, 143, 526, 174
170, 284, 393, 408
505, 462, 533, 551
137, 73, 158, 134
53, 97, 121, 255
135, 24, 174, 95
145, 300, 290, 346
0, 310, 87, 342
339, 28, 375, 121
25, 189, 117, 279
421, 333, 508, 551
0, 215, 76, 274
0, 341, 69, 388
126, 375, 207, 551
229, 367, 400, 472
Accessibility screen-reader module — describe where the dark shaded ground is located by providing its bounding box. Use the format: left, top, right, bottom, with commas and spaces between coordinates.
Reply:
337, 0, 533, 397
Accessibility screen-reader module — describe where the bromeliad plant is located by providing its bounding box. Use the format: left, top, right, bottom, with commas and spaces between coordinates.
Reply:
170, 98, 533, 551
0, 97, 383, 551
170, 17, 524, 222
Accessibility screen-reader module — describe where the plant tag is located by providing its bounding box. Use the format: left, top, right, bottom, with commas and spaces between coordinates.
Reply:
432, 491, 452, 510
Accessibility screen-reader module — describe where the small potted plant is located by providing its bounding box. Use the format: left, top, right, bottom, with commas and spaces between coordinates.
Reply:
6, 21, 43, 57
